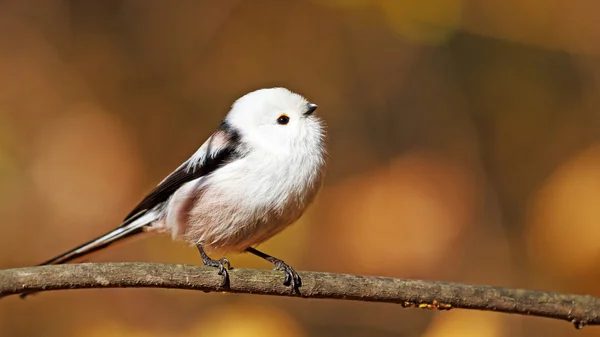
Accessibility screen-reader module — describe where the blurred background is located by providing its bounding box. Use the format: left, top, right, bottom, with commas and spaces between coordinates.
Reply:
1, 0, 600, 336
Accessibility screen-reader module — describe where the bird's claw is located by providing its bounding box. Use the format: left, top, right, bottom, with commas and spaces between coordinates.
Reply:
273, 260, 302, 293
204, 257, 231, 287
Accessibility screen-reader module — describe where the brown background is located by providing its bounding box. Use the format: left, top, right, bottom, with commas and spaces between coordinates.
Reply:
1, 1, 600, 336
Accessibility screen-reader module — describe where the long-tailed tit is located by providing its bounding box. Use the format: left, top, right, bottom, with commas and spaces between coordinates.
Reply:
22, 87, 326, 298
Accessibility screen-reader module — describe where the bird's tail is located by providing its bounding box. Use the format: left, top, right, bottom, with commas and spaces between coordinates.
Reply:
20, 211, 158, 299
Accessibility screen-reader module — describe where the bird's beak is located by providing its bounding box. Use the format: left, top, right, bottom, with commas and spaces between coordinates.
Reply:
305, 103, 318, 116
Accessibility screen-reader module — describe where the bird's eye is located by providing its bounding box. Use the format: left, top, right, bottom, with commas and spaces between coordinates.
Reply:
277, 115, 290, 125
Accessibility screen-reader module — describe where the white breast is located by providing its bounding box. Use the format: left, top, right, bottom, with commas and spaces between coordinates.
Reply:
160, 143, 325, 254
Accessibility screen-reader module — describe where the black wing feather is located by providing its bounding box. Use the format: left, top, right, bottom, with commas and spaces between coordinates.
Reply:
123, 122, 241, 221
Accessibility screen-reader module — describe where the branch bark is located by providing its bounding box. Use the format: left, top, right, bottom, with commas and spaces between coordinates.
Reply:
0, 262, 598, 329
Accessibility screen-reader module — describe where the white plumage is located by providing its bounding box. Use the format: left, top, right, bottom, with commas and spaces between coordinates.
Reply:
170, 88, 325, 252
23, 87, 327, 297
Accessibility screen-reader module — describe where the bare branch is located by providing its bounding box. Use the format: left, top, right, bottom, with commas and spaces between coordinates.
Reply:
0, 263, 598, 329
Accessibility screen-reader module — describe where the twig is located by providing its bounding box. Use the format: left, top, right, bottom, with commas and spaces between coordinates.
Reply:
0, 263, 597, 329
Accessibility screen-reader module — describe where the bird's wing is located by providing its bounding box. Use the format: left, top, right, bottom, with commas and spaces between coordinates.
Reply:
123, 121, 242, 222
19, 121, 244, 301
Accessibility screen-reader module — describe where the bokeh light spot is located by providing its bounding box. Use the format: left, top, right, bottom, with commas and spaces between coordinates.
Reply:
30, 102, 141, 229
526, 143, 600, 276
188, 303, 305, 337
379, 0, 464, 45
329, 151, 478, 276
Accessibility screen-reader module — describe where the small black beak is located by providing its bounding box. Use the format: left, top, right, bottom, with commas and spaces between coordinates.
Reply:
305, 103, 318, 115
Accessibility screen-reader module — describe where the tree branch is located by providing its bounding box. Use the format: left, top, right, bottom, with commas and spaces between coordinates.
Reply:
0, 263, 598, 329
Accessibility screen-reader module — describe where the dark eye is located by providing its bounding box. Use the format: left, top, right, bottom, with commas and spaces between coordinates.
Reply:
277, 115, 290, 125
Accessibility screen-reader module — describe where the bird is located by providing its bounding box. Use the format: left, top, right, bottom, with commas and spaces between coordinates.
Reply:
21, 87, 327, 298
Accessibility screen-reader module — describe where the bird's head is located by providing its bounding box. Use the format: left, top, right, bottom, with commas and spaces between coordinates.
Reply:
225, 87, 325, 154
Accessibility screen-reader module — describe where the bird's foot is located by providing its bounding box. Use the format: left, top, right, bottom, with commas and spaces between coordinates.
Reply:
272, 258, 302, 293
197, 245, 231, 287
202, 258, 231, 287
244, 247, 302, 293
203, 257, 231, 287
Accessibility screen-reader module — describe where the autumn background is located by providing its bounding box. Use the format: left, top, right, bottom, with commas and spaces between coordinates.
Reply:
1, 0, 600, 336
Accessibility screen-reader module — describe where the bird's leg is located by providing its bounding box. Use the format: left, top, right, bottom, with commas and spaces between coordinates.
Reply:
197, 245, 231, 287
245, 247, 301, 292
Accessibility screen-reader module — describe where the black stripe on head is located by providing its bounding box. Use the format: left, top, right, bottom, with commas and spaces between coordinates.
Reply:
219, 119, 241, 144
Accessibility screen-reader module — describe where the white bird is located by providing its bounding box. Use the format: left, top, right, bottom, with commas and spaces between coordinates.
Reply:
23, 87, 327, 298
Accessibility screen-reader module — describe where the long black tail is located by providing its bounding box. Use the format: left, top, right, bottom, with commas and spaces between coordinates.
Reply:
20, 211, 157, 299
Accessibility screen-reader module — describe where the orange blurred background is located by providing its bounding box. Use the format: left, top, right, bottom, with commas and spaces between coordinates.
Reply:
1, 1, 600, 336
